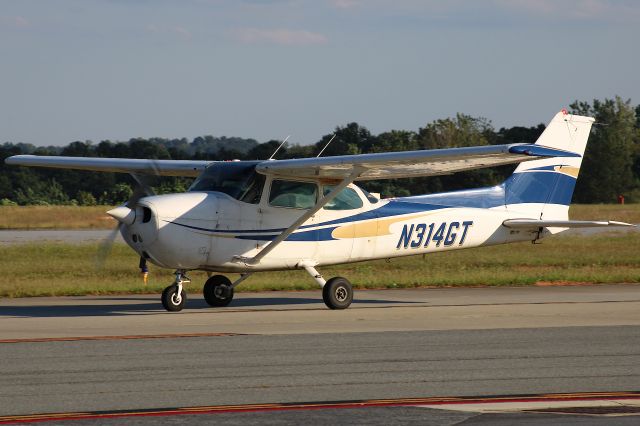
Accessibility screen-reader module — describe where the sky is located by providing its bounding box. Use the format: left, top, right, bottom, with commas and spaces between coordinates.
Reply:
1, 0, 639, 146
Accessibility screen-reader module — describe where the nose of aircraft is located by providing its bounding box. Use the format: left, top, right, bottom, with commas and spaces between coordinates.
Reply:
110, 192, 215, 269
107, 206, 136, 225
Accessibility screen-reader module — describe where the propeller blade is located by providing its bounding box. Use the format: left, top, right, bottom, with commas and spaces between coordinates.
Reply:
96, 223, 122, 269
127, 159, 161, 207
96, 160, 161, 271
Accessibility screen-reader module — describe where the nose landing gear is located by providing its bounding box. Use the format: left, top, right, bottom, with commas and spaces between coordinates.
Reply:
160, 271, 252, 311
161, 270, 190, 312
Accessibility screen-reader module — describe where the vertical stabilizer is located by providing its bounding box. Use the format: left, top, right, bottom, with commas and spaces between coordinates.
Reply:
504, 111, 595, 219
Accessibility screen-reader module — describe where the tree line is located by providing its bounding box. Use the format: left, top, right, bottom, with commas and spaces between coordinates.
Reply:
1, 97, 639, 206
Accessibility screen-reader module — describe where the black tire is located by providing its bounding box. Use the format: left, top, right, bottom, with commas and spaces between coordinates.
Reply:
161, 285, 186, 312
203, 275, 234, 307
322, 277, 353, 310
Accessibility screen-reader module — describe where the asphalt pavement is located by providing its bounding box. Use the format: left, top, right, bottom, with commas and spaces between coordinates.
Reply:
1, 285, 640, 424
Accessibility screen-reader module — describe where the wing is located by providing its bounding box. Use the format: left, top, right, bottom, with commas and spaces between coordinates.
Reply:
503, 219, 636, 229
5, 155, 212, 177
256, 144, 580, 180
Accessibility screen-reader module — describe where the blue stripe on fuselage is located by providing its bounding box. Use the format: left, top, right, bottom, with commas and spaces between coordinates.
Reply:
166, 170, 577, 241
404, 170, 576, 208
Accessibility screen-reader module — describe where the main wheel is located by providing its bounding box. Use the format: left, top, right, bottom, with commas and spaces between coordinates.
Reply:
203, 275, 234, 307
161, 285, 186, 312
322, 277, 353, 309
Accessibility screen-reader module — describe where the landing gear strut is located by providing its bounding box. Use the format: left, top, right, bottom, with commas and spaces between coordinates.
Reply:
203, 273, 251, 307
161, 270, 190, 312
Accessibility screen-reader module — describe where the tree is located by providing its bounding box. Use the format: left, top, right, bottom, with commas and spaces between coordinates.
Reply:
372, 130, 417, 153
76, 191, 97, 206
414, 114, 501, 194
314, 123, 374, 157
416, 114, 493, 149
247, 140, 286, 160
570, 97, 639, 203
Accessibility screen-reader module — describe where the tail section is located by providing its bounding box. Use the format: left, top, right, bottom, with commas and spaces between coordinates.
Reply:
504, 110, 595, 219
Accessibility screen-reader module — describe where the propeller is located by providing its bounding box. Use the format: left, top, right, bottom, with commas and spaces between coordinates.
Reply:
96, 163, 160, 276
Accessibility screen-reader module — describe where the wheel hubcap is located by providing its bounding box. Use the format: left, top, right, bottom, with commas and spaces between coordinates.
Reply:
171, 292, 182, 305
335, 286, 348, 302
214, 286, 228, 299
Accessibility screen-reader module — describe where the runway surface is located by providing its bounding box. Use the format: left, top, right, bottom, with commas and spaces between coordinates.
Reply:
1, 285, 640, 424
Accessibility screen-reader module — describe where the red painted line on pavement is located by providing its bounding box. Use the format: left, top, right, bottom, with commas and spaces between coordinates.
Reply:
0, 332, 244, 344
1, 391, 639, 424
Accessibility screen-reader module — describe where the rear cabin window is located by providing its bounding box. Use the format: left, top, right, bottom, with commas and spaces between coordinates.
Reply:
269, 180, 318, 209
323, 185, 363, 210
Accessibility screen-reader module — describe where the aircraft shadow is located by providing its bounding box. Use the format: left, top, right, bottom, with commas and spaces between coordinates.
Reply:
1, 295, 421, 318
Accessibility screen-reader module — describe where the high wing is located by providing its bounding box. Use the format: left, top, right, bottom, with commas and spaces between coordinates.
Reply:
5, 155, 211, 177
6, 143, 577, 180
256, 143, 580, 180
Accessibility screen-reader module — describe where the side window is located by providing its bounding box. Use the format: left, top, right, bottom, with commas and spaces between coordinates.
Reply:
239, 173, 265, 204
323, 186, 364, 210
269, 180, 318, 209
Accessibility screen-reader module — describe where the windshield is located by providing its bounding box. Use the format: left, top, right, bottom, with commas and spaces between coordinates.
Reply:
188, 161, 264, 204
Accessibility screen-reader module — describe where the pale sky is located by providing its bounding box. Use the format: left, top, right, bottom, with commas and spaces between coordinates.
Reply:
2, 0, 639, 146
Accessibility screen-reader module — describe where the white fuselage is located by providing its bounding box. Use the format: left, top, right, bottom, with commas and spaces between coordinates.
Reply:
121, 180, 547, 273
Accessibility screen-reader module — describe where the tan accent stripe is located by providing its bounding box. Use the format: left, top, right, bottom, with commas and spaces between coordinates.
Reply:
554, 166, 580, 178
331, 212, 435, 239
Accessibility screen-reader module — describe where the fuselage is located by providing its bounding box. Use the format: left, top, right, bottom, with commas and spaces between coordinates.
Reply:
121, 175, 547, 273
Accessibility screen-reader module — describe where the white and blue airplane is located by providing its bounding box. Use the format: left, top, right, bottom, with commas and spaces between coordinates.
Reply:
6, 110, 634, 311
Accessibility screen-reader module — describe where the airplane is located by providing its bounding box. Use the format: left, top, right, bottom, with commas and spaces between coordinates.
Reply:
5, 110, 635, 312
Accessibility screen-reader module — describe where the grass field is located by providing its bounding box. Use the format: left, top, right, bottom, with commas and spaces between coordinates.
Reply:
0, 204, 639, 230
0, 206, 117, 229
1, 233, 638, 298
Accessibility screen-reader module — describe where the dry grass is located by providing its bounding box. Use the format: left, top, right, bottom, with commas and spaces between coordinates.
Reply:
1, 204, 638, 230
569, 204, 640, 224
0, 206, 117, 229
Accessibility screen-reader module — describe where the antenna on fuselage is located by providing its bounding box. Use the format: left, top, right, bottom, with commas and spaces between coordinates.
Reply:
316, 134, 336, 157
268, 135, 290, 160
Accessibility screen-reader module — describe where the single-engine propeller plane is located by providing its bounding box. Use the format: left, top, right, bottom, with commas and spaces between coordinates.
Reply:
6, 111, 635, 311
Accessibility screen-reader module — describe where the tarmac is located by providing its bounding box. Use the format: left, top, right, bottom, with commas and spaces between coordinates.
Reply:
1, 284, 640, 424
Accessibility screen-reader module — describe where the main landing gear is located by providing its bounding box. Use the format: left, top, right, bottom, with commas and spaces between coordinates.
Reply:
323, 277, 353, 309
160, 267, 354, 312
302, 264, 353, 310
203, 275, 234, 307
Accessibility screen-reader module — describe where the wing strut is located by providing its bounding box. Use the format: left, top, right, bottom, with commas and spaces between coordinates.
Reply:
243, 167, 365, 266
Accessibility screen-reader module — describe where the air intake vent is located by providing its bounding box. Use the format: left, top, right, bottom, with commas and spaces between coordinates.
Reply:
142, 207, 152, 223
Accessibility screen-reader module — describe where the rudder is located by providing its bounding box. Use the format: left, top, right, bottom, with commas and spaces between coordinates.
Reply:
504, 110, 595, 219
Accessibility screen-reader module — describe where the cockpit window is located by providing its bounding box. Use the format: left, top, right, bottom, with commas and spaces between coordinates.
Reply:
269, 180, 318, 209
359, 187, 380, 204
323, 185, 364, 210
188, 162, 264, 204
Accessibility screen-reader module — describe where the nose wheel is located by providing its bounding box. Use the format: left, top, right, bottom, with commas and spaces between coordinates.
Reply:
161, 285, 186, 312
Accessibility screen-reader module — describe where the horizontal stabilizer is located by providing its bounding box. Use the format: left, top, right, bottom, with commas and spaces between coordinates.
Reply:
503, 219, 636, 229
